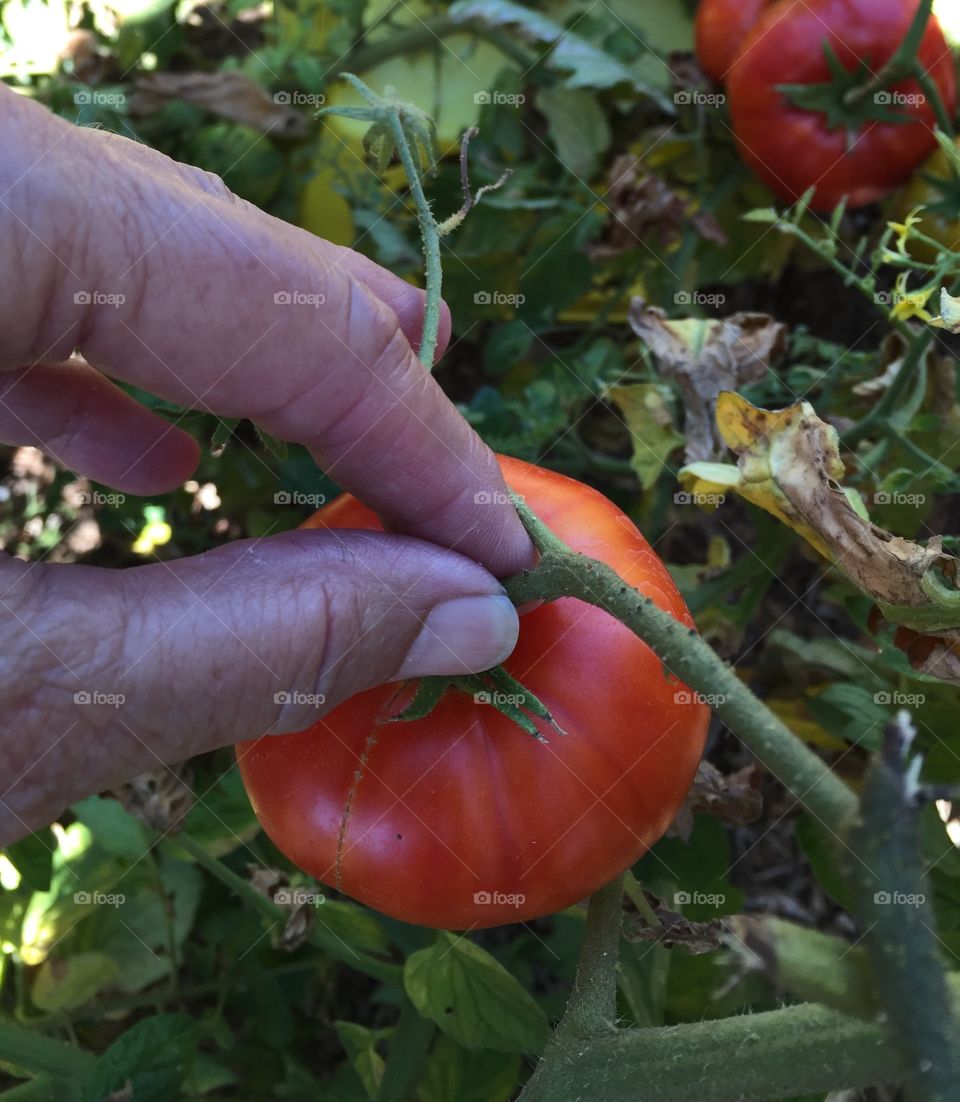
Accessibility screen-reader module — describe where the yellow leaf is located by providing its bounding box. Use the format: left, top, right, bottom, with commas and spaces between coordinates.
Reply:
679, 392, 960, 631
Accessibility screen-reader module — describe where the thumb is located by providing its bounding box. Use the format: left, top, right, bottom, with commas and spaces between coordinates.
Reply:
0, 532, 518, 842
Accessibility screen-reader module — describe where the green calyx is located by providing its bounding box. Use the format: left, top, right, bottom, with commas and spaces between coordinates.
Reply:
393, 665, 566, 742
777, 43, 913, 137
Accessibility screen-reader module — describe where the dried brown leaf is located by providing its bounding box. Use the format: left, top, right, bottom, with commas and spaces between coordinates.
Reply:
623, 893, 727, 955
629, 299, 786, 462
129, 71, 308, 138
589, 155, 726, 260
114, 766, 193, 833
669, 760, 763, 842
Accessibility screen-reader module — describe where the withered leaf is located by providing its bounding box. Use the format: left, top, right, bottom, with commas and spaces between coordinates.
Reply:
669, 760, 763, 842
589, 155, 726, 260
114, 766, 193, 833
680, 393, 960, 636
129, 71, 308, 138
623, 893, 727, 955
629, 298, 786, 462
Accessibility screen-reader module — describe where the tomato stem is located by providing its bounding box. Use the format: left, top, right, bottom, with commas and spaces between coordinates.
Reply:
843, 0, 935, 110
503, 501, 860, 834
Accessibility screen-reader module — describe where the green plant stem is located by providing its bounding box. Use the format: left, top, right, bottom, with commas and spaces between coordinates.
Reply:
841, 327, 934, 447
0, 1023, 95, 1080
386, 111, 443, 369
562, 876, 624, 1038
503, 504, 859, 834
622, 872, 661, 928
844, 0, 934, 107
376, 993, 435, 1102
843, 716, 960, 1101
881, 420, 960, 488
916, 68, 955, 135
170, 833, 401, 985
518, 999, 907, 1102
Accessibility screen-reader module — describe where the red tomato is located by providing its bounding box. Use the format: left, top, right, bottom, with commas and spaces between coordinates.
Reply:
238, 456, 709, 929
728, 0, 957, 211
695, 0, 776, 84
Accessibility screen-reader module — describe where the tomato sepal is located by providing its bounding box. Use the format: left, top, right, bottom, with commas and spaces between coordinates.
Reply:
393, 665, 566, 743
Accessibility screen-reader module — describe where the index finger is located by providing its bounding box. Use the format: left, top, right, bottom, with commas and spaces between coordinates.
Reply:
0, 89, 533, 576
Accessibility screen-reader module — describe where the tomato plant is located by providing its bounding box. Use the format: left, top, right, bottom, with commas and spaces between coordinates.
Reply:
238, 455, 709, 929
694, 0, 775, 84
728, 0, 956, 210
895, 137, 960, 258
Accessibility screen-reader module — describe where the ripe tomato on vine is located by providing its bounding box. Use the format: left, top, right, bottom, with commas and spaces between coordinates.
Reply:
238, 456, 709, 929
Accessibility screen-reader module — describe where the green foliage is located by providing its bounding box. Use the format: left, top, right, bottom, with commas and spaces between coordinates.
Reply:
4, 0, 960, 1096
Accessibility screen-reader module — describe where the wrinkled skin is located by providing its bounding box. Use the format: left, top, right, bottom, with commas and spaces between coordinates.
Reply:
0, 86, 532, 845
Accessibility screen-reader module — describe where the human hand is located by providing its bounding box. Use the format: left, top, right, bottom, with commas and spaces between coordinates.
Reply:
0, 87, 532, 843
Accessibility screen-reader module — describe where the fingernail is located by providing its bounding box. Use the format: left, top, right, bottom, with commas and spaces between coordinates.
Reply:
396, 595, 519, 678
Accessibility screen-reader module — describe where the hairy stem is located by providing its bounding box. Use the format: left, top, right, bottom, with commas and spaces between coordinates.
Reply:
843, 714, 960, 1101
385, 112, 443, 369
503, 504, 859, 833
519, 999, 909, 1102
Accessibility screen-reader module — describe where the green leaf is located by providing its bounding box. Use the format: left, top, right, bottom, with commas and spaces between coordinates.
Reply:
795, 813, 853, 911
313, 899, 391, 956
252, 423, 288, 461
211, 417, 240, 456
449, 0, 668, 104
607, 383, 684, 490
32, 951, 119, 1011
535, 86, 611, 179
96, 859, 202, 993
5, 829, 55, 892
70, 796, 149, 859
334, 1020, 385, 1099
417, 1034, 520, 1102
182, 770, 259, 857
82, 1014, 198, 1102
404, 932, 549, 1054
